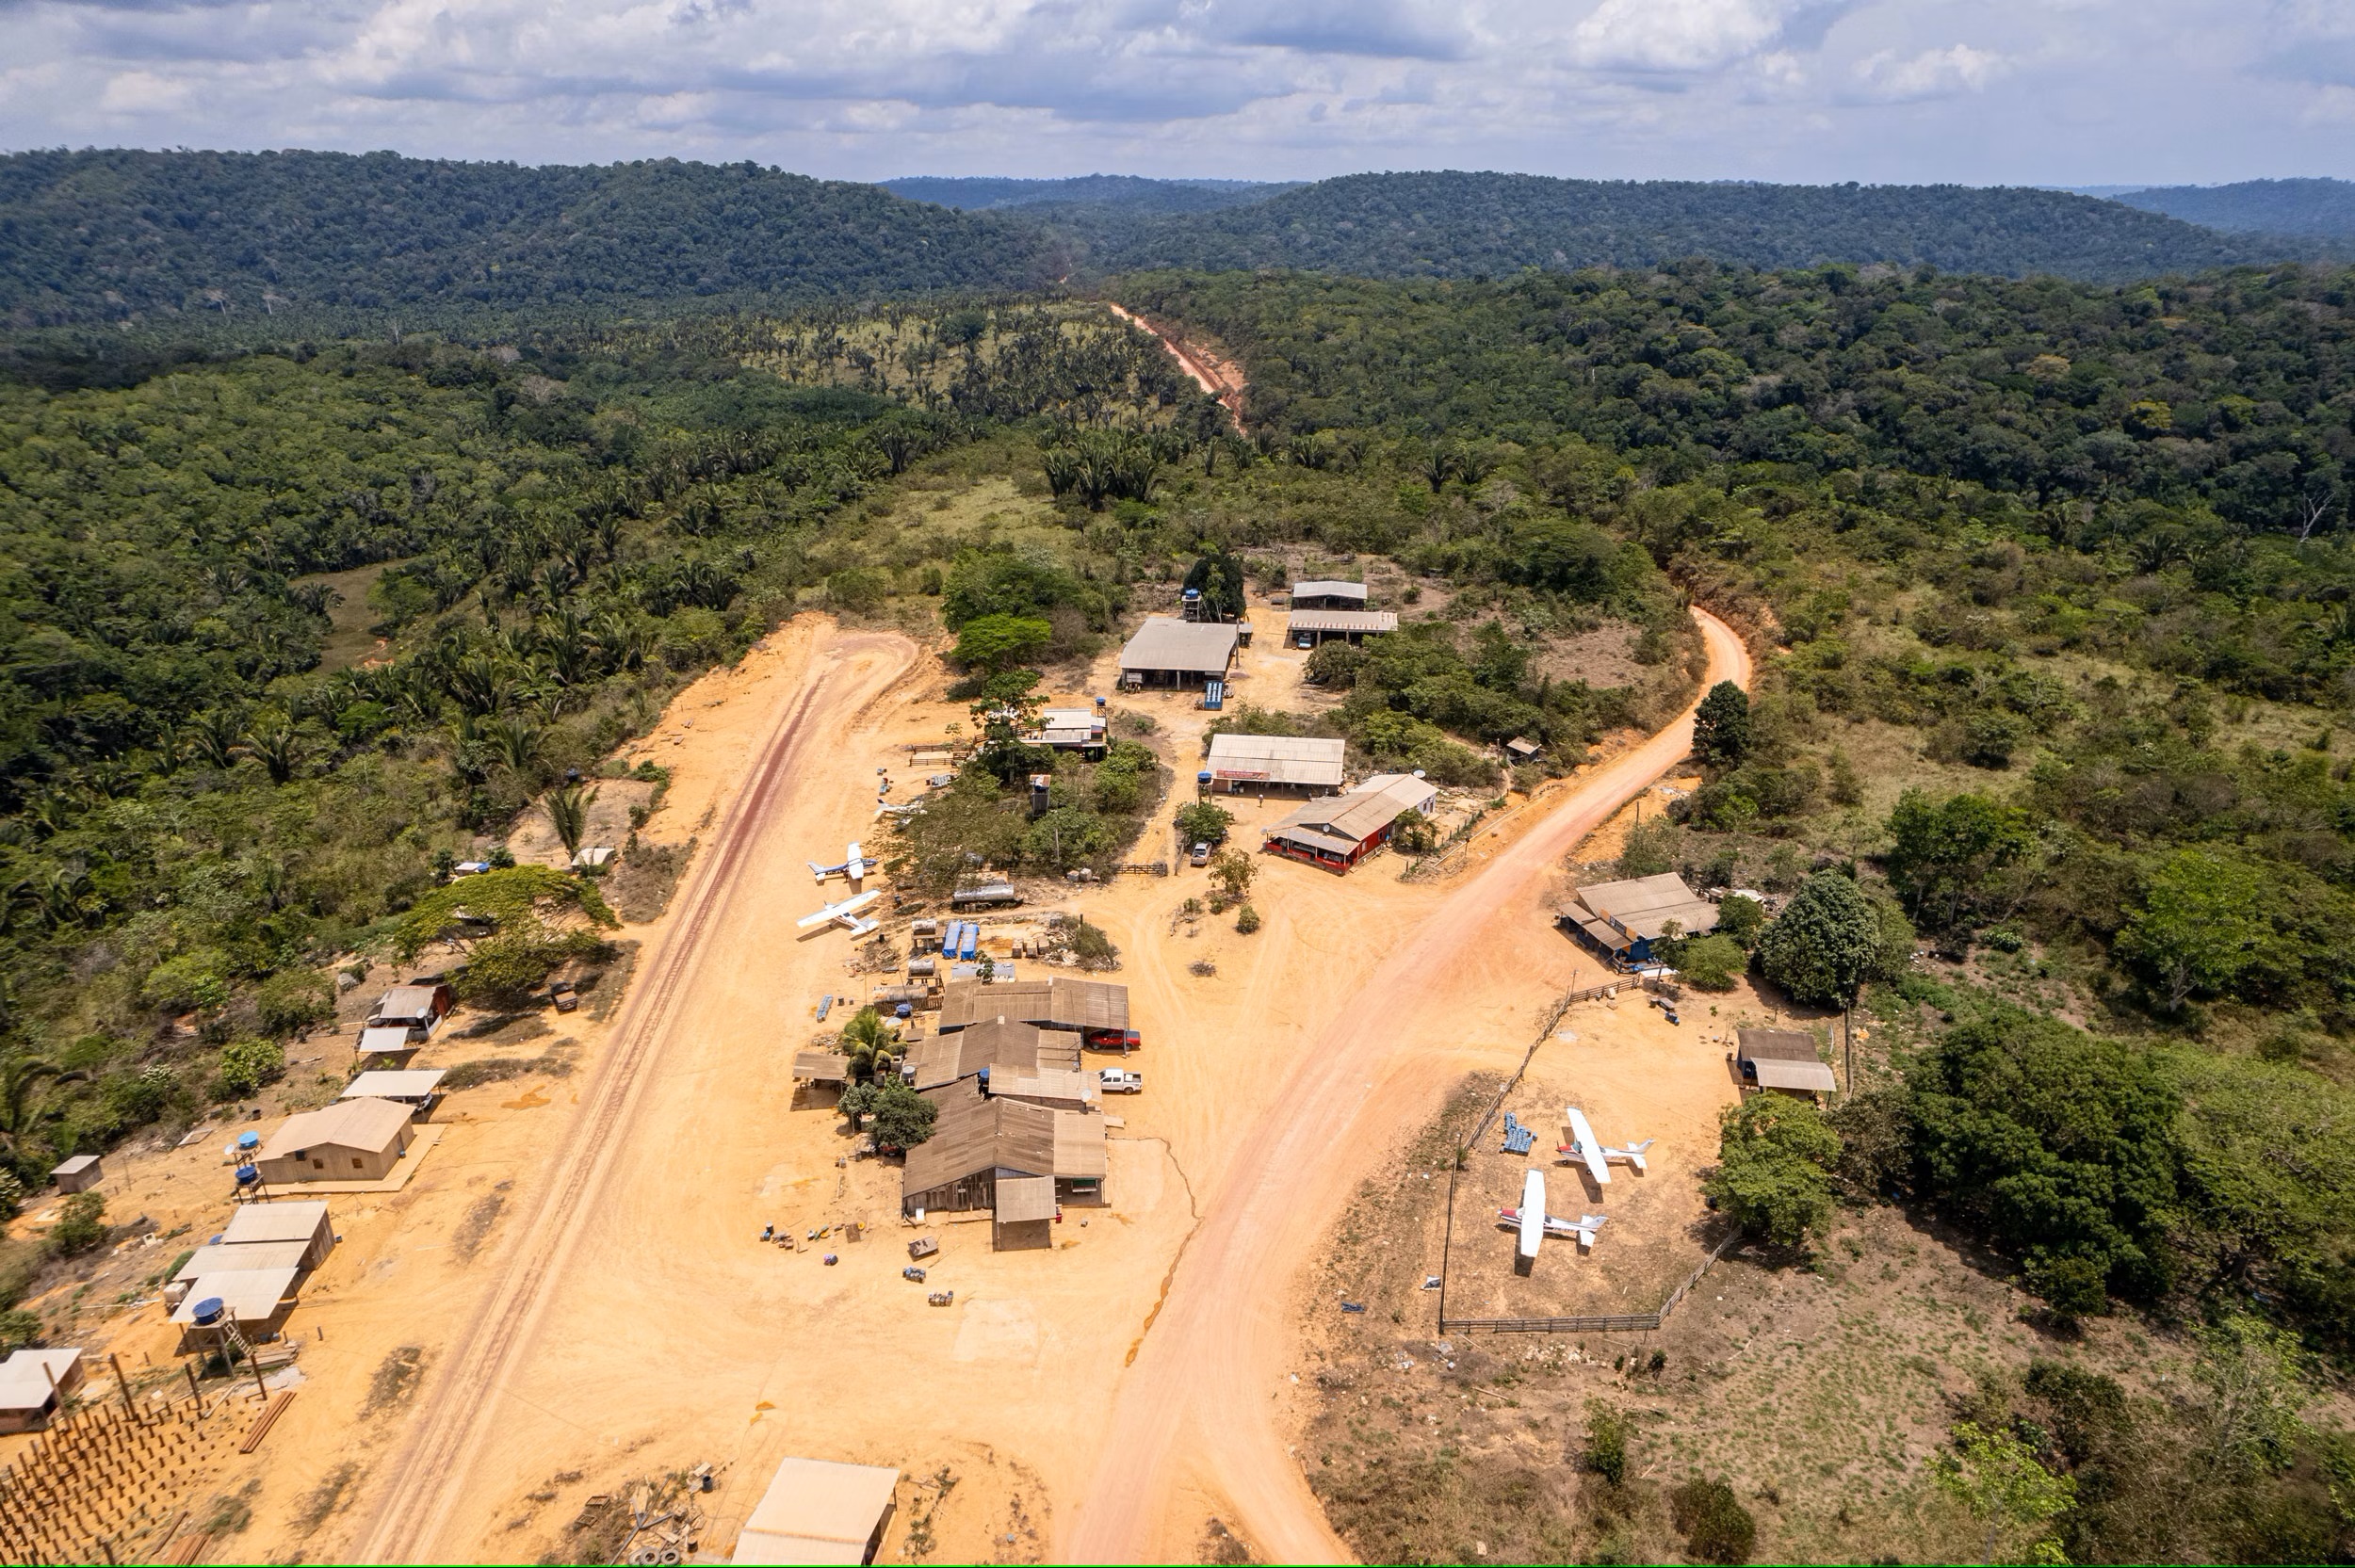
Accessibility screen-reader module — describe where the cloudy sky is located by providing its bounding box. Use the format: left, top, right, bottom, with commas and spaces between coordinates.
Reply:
1, 0, 2350, 186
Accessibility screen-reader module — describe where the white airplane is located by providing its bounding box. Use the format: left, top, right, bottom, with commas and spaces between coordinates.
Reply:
1515, 1169, 1546, 1264
807, 841, 875, 886
796, 888, 881, 936
1495, 1206, 1609, 1252
1558, 1107, 1655, 1184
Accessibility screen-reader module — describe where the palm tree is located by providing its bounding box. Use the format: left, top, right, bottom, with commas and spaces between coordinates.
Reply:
191, 708, 243, 769
837, 1007, 899, 1084
545, 783, 598, 862
240, 715, 303, 784
483, 714, 546, 779
0, 1058, 88, 1157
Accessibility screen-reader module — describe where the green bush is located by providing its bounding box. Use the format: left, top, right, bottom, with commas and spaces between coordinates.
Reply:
1713, 894, 1765, 948
141, 948, 235, 1014
211, 1038, 286, 1100
1755, 870, 1879, 1008
1670, 1479, 1757, 1564
1583, 1401, 1630, 1485
0, 1307, 41, 1350
865, 1082, 938, 1154
0, 1170, 22, 1221
255, 970, 334, 1036
1235, 903, 1261, 935
1067, 919, 1118, 967
1173, 800, 1235, 848
1666, 933, 1746, 991
453, 929, 601, 1010
1706, 1092, 1842, 1247
50, 1190, 106, 1255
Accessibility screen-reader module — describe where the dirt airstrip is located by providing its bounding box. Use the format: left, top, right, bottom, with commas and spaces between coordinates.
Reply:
6, 599, 1745, 1565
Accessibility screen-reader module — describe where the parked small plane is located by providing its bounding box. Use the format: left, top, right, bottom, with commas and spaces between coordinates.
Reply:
796, 888, 881, 936
807, 841, 874, 886
1558, 1106, 1655, 1185
1495, 1205, 1608, 1251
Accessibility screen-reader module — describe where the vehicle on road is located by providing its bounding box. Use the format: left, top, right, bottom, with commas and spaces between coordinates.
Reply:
1190, 841, 1211, 865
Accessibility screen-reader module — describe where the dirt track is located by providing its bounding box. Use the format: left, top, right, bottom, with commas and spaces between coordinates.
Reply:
348, 625, 916, 1561
1064, 606, 1753, 1563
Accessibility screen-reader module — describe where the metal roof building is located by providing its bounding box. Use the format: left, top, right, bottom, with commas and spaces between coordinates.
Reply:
1559, 873, 1720, 968
1285, 608, 1398, 646
730, 1455, 900, 1565
339, 1069, 445, 1107
1263, 773, 1438, 872
1290, 580, 1369, 607
254, 1097, 416, 1185
907, 1016, 1080, 1094
1205, 733, 1347, 791
935, 978, 1128, 1040
901, 1084, 1107, 1223
1736, 1027, 1839, 1096
1117, 617, 1238, 687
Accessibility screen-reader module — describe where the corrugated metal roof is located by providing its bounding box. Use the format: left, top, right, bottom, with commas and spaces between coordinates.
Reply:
170, 1266, 300, 1324
1752, 1059, 1838, 1092
737, 1456, 900, 1566
793, 1050, 852, 1082
1267, 825, 1358, 857
340, 1070, 445, 1100
171, 1240, 313, 1284
221, 1201, 330, 1246
990, 1069, 1102, 1110
1291, 580, 1368, 602
994, 1175, 1058, 1222
936, 978, 1128, 1034
1207, 733, 1347, 787
909, 1017, 1046, 1091
1286, 609, 1398, 634
1569, 873, 1720, 942
374, 985, 444, 1022
1270, 773, 1437, 846
1118, 617, 1238, 674
1736, 1028, 1822, 1062
1053, 1111, 1108, 1180
901, 1087, 1057, 1198
255, 1098, 414, 1162
1037, 1029, 1083, 1072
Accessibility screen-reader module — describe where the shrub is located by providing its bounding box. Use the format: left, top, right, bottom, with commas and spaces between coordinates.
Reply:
1670, 1479, 1757, 1564
950, 613, 1053, 671
51, 1190, 106, 1255
865, 1082, 938, 1153
0, 1307, 41, 1350
1666, 933, 1746, 990
1067, 918, 1119, 968
142, 948, 235, 1013
211, 1038, 286, 1100
1583, 1401, 1629, 1485
0, 1170, 22, 1221
1755, 870, 1879, 1008
1173, 800, 1235, 848
452, 929, 602, 1010
255, 969, 334, 1036
1209, 848, 1256, 905
1713, 894, 1765, 948
1389, 808, 1437, 854
1235, 903, 1261, 934
1706, 1092, 1842, 1247
1693, 681, 1751, 766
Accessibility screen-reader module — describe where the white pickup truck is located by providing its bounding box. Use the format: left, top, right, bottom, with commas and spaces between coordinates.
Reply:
1098, 1067, 1144, 1094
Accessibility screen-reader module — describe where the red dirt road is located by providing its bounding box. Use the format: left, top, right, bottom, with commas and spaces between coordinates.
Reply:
1064, 606, 1752, 1563
348, 627, 916, 1562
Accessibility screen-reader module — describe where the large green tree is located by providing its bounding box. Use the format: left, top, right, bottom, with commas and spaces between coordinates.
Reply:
1706, 1092, 1842, 1248
1754, 870, 1879, 1008
2114, 849, 2272, 1011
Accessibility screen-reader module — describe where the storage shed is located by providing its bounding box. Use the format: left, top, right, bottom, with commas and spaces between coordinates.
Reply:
992, 1175, 1058, 1251
368, 982, 451, 1037
1559, 873, 1720, 968
1205, 734, 1346, 792
253, 1098, 415, 1185
1735, 1028, 1839, 1097
730, 1455, 899, 1565
50, 1155, 101, 1194
793, 1050, 853, 1086
1263, 773, 1439, 872
1117, 618, 1238, 688
0, 1349, 85, 1434
170, 1265, 300, 1350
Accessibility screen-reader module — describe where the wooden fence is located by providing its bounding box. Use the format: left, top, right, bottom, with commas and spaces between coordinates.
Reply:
1440, 1230, 1746, 1337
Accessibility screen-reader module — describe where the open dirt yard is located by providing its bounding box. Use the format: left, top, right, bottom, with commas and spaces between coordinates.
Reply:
7, 591, 1746, 1566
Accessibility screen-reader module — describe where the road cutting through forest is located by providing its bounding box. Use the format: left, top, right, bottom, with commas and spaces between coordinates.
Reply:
1064, 605, 1753, 1563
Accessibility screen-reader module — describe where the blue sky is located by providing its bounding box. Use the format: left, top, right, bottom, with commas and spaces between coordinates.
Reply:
1, 0, 2350, 186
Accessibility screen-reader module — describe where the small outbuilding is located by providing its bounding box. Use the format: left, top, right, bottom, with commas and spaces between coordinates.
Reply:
356, 1026, 422, 1067
0, 1349, 86, 1434
1736, 1028, 1839, 1098
253, 1098, 416, 1185
170, 1266, 301, 1351
1117, 617, 1238, 689
1030, 707, 1108, 758
1263, 773, 1440, 873
1289, 579, 1369, 609
793, 1050, 853, 1087
367, 983, 451, 1040
50, 1155, 101, 1194
730, 1455, 899, 1565
339, 1069, 446, 1114
992, 1175, 1058, 1251
1559, 873, 1720, 968
1205, 734, 1346, 793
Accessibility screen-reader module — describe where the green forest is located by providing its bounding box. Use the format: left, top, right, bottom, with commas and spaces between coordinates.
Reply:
1, 148, 2353, 1560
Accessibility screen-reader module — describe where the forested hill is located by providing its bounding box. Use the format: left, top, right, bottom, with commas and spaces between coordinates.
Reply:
0, 149, 1056, 327
1065, 171, 2295, 283
2109, 177, 2355, 239
881, 174, 1290, 214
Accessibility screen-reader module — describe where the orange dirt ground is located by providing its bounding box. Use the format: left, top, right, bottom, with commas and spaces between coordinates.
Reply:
6, 599, 1747, 1566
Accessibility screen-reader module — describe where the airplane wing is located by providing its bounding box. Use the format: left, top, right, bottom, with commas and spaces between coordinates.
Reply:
1565, 1107, 1611, 1186
795, 889, 881, 930
1517, 1170, 1547, 1260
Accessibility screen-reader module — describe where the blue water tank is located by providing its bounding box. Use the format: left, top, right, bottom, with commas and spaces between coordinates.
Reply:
1196, 770, 1212, 785
895, 1003, 913, 1020
190, 1297, 225, 1327
236, 1130, 259, 1150
235, 1166, 259, 1187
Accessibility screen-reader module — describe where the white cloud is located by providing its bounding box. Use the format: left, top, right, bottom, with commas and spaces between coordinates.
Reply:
1847, 43, 2006, 103
0, 0, 2345, 186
